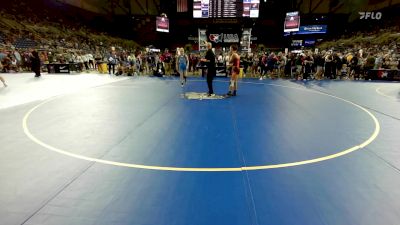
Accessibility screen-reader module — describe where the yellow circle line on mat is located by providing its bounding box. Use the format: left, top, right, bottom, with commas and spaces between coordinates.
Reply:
22, 81, 380, 172
375, 87, 397, 100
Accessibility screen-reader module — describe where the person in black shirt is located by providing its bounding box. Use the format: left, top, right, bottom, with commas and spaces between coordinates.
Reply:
201, 42, 216, 96
30, 50, 41, 77
314, 53, 324, 80
350, 54, 359, 80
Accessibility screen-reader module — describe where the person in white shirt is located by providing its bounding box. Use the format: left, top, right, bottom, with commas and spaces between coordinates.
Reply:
82, 54, 89, 70
76, 54, 83, 71
217, 54, 223, 65
224, 54, 230, 67
9, 58, 18, 72
87, 53, 94, 69
69, 52, 76, 64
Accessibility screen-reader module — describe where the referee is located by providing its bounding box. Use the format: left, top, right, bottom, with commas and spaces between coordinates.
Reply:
201, 42, 216, 96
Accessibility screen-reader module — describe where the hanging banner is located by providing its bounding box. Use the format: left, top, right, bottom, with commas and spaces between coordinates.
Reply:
156, 17, 169, 33
284, 11, 300, 32
198, 29, 208, 51
240, 28, 252, 52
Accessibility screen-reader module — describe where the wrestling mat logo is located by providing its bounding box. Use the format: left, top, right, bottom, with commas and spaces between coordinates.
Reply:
181, 92, 225, 100
209, 34, 222, 43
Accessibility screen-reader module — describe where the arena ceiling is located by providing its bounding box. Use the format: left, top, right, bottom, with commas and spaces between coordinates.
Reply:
60, 0, 160, 15
48, 0, 400, 48
60, 0, 400, 16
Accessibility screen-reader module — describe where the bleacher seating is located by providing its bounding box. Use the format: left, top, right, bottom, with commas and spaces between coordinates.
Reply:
14, 38, 37, 49
0, 0, 140, 52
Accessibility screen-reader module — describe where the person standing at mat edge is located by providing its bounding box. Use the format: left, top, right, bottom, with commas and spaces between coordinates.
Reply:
176, 48, 188, 87
30, 50, 41, 77
107, 48, 118, 75
201, 42, 216, 96
227, 44, 240, 96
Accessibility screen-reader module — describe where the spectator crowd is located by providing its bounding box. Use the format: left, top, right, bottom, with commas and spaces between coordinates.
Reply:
0, 0, 398, 81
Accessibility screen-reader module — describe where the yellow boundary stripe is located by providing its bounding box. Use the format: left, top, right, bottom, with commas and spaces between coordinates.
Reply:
22, 82, 380, 172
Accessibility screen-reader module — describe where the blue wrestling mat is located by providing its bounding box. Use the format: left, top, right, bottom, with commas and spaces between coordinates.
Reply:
1, 76, 400, 225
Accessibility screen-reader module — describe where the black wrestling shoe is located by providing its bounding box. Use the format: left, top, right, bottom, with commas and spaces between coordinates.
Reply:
223, 92, 232, 98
